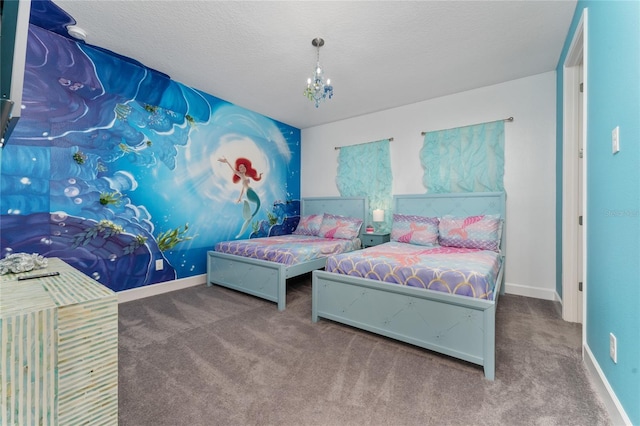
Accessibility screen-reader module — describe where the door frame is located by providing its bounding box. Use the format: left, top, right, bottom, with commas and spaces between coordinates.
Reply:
562, 8, 587, 336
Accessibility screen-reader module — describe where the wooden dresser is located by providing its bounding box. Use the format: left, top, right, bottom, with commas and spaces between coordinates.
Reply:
1, 258, 118, 425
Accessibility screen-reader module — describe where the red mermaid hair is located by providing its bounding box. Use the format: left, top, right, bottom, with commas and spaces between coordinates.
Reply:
233, 157, 262, 183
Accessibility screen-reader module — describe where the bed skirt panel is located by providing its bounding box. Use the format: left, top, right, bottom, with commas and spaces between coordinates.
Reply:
312, 269, 498, 379
207, 251, 286, 309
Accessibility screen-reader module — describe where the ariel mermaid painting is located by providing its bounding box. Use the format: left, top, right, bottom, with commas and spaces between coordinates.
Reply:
219, 156, 264, 238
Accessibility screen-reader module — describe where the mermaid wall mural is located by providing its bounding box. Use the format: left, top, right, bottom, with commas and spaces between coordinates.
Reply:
0, 1, 301, 292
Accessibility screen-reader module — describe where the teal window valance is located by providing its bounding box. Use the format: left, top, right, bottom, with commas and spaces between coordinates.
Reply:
336, 139, 393, 232
420, 120, 505, 193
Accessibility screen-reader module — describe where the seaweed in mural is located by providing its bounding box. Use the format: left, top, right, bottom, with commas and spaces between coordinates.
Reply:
124, 235, 148, 255
267, 211, 278, 226
71, 219, 124, 249
156, 223, 197, 252
99, 191, 123, 206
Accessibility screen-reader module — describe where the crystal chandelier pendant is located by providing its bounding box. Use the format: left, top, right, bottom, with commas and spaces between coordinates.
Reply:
304, 38, 333, 108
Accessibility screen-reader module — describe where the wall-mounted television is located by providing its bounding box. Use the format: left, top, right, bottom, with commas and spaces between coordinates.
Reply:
1, 0, 31, 148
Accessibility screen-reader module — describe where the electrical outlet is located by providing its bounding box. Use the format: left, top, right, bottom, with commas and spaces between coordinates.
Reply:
609, 333, 617, 363
155, 259, 164, 271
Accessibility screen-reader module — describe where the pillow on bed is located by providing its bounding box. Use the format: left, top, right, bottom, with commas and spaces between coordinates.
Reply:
438, 214, 502, 251
292, 214, 324, 236
390, 214, 439, 246
318, 213, 363, 240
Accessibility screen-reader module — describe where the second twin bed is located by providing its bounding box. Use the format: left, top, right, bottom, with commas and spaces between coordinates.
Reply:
313, 192, 506, 380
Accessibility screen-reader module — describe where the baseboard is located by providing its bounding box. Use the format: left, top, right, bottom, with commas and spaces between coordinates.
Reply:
117, 274, 206, 303
583, 345, 632, 425
504, 281, 557, 301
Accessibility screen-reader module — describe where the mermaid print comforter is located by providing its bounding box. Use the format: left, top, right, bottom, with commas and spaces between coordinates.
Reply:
215, 235, 361, 266
325, 242, 502, 300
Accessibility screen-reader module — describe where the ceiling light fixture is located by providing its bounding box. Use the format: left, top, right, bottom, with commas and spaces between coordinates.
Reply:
304, 38, 333, 108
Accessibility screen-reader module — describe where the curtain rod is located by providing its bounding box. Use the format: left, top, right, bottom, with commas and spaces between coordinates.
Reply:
334, 137, 394, 150
420, 117, 513, 136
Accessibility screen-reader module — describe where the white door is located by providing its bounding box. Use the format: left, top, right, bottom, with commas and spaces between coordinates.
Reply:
562, 10, 587, 325
577, 63, 584, 323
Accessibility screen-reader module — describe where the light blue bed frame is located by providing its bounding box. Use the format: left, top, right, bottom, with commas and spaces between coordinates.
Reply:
312, 192, 506, 380
207, 197, 368, 311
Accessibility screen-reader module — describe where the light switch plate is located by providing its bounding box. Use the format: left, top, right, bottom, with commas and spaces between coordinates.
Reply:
612, 126, 620, 154
610, 332, 617, 363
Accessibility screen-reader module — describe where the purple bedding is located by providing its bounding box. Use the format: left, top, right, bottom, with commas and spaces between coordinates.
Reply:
215, 235, 360, 266
325, 241, 502, 300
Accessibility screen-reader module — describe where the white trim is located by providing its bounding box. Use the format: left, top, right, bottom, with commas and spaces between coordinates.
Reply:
584, 345, 632, 425
555, 291, 563, 305
581, 8, 589, 353
505, 282, 558, 301
562, 9, 588, 324
117, 274, 206, 304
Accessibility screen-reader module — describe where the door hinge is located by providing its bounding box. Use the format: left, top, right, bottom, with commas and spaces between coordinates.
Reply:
579, 282, 583, 292
579, 148, 584, 158
579, 82, 584, 93
579, 215, 583, 226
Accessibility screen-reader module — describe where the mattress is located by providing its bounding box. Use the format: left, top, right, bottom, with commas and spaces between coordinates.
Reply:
214, 234, 361, 266
325, 241, 502, 300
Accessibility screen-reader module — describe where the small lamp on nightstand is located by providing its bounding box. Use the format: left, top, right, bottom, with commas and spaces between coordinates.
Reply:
372, 209, 384, 232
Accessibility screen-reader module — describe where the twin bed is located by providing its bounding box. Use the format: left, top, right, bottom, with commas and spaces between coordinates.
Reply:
207, 197, 368, 311
312, 192, 506, 379
207, 192, 506, 379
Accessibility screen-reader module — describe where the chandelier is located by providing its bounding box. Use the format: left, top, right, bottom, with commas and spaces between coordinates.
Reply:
304, 38, 333, 108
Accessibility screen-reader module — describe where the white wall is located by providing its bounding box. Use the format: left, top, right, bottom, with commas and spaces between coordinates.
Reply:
301, 71, 557, 300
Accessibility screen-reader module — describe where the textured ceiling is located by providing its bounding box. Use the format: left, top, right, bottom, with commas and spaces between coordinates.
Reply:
52, 0, 577, 129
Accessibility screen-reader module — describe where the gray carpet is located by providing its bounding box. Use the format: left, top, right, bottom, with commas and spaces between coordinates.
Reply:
118, 274, 610, 425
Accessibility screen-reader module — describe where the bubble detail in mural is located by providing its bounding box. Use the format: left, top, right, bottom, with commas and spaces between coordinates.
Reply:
64, 186, 80, 197
51, 212, 68, 222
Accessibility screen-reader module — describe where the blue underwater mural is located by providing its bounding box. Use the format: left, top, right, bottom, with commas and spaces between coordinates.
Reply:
0, 16, 301, 291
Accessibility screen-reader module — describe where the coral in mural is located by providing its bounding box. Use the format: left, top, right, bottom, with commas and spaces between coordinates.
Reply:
73, 150, 87, 164
248, 200, 301, 238
115, 103, 132, 120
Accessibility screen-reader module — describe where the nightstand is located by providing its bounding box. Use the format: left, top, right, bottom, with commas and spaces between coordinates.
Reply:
361, 232, 390, 248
